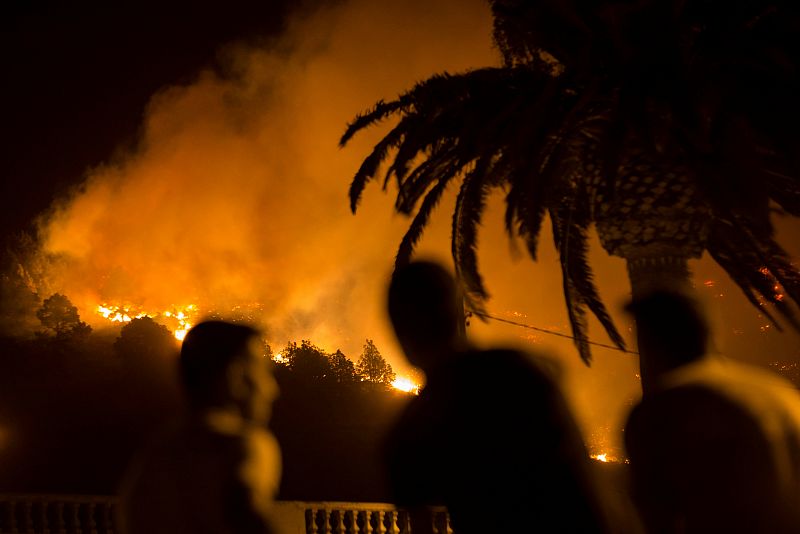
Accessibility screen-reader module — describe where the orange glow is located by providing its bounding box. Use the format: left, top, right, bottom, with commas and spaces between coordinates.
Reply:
391, 376, 421, 394
590, 452, 629, 464
174, 329, 189, 341
95, 304, 196, 341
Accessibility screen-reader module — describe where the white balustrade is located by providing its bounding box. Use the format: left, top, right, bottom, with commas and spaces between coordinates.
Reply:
0, 496, 449, 534
0, 495, 116, 534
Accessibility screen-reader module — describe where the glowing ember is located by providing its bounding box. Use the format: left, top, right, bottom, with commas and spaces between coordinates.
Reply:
391, 376, 421, 394
95, 304, 197, 341
96, 305, 147, 323
174, 329, 189, 341
590, 452, 629, 464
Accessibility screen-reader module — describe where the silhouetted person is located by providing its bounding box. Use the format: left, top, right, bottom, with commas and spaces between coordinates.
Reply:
624, 291, 800, 534
119, 321, 280, 534
384, 261, 612, 534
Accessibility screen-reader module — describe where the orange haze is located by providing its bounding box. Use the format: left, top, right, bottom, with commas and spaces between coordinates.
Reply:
33, 0, 800, 456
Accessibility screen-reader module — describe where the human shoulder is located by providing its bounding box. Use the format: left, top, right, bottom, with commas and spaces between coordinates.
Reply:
238, 426, 281, 495
626, 375, 768, 464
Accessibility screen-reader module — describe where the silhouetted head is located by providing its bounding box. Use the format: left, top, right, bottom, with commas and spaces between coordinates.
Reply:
388, 261, 464, 372
180, 321, 275, 424
626, 291, 709, 373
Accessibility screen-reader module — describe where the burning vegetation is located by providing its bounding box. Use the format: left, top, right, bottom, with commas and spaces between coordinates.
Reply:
95, 304, 197, 341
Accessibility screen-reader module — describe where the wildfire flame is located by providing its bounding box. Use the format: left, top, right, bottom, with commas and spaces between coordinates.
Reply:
391, 376, 421, 394
590, 452, 629, 464
95, 304, 197, 341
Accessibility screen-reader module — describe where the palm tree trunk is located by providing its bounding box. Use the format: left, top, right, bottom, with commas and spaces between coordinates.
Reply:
626, 256, 693, 396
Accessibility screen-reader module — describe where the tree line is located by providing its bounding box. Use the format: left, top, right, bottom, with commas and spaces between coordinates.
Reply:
28, 292, 399, 391
272, 338, 396, 390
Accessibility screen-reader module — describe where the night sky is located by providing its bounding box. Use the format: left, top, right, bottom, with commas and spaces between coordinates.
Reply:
1, 1, 293, 241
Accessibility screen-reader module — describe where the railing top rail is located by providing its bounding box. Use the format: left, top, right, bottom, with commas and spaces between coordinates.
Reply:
285, 501, 446, 513
0, 493, 118, 504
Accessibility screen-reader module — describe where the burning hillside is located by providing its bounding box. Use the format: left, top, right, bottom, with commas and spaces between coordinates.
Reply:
27, 0, 496, 368
96, 304, 197, 341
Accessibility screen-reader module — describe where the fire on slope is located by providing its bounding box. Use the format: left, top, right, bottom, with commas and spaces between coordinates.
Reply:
96, 304, 197, 341
96, 304, 422, 393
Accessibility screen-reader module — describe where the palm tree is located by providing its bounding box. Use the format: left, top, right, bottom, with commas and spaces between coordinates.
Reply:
341, 0, 800, 390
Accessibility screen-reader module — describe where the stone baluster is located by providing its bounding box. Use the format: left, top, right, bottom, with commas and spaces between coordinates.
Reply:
399, 511, 411, 534
386, 511, 400, 534
8, 499, 18, 534
332, 510, 345, 534
70, 502, 81, 534
432, 510, 448, 534
306, 509, 318, 534
87, 503, 98, 534
343, 510, 356, 534
41, 500, 51, 534
363, 511, 374, 534
322, 509, 333, 534
22, 501, 33, 533
100, 503, 113, 534
375, 511, 387, 534
55, 502, 66, 534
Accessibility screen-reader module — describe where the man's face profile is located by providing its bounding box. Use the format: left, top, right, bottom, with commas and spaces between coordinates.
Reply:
228, 337, 276, 424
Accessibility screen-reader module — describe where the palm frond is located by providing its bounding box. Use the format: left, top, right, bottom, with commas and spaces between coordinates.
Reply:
395, 178, 452, 269
348, 120, 409, 213
550, 204, 626, 365
343, 0, 800, 365
452, 159, 494, 313
707, 218, 800, 331
505, 169, 548, 261
396, 149, 461, 214
765, 169, 800, 216
706, 235, 784, 330
726, 217, 800, 329
759, 239, 800, 309
340, 99, 406, 147
384, 127, 455, 190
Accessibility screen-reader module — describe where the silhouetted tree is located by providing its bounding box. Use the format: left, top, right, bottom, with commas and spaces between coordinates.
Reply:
282, 340, 332, 382
114, 317, 176, 361
330, 349, 357, 384
342, 1, 800, 388
357, 339, 395, 387
1, 232, 61, 336
36, 293, 91, 340
0, 270, 40, 337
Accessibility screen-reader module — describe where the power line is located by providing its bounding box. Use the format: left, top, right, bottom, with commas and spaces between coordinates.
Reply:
470, 311, 639, 355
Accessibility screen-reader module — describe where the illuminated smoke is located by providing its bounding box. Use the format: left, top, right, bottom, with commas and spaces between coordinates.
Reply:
28, 0, 800, 455
34, 0, 495, 360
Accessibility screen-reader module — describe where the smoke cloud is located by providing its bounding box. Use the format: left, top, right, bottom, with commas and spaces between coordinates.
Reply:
32, 0, 800, 454
37, 0, 494, 355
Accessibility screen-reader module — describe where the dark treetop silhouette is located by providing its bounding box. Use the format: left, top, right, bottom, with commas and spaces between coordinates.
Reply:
119, 321, 280, 534
624, 291, 800, 534
341, 0, 800, 388
384, 261, 615, 534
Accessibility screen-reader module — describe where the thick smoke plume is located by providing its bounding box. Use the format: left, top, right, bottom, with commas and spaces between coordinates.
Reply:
30, 0, 800, 455
36, 0, 495, 359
